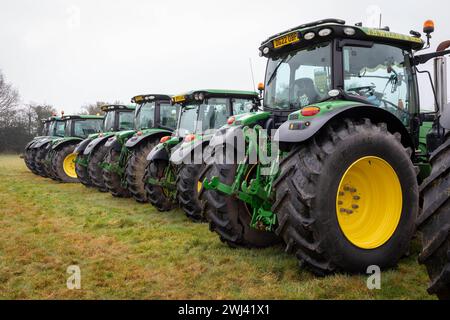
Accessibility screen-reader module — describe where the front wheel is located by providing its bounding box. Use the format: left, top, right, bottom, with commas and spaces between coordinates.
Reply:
75, 153, 93, 187
418, 135, 450, 300
103, 148, 130, 198
201, 163, 280, 248
177, 164, 206, 222
125, 139, 159, 203
273, 119, 418, 275
88, 144, 110, 192
145, 160, 177, 212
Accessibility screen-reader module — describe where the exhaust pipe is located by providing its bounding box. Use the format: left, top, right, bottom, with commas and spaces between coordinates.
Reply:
434, 41, 450, 113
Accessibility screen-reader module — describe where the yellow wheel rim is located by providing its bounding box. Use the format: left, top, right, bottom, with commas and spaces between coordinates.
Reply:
336, 156, 402, 250
63, 153, 77, 178
197, 181, 203, 193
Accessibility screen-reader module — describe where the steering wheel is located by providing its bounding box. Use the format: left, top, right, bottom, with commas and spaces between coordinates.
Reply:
347, 85, 376, 97
380, 99, 410, 117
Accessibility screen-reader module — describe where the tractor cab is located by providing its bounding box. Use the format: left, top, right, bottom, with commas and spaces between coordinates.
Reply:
132, 94, 178, 133
259, 19, 425, 145
62, 115, 104, 139
100, 104, 135, 133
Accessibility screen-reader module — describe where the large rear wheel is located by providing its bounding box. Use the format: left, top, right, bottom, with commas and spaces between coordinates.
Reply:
273, 119, 418, 275
51, 144, 79, 183
418, 135, 450, 300
126, 140, 159, 203
103, 148, 131, 198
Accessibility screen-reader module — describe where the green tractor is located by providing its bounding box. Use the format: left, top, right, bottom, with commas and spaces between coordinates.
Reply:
102, 94, 178, 201
29, 117, 67, 178
74, 104, 135, 191
145, 90, 259, 221
417, 23, 450, 299
24, 115, 63, 175
202, 18, 449, 275
43, 115, 104, 183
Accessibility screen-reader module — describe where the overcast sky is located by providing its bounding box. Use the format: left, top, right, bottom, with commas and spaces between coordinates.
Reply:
0, 0, 448, 113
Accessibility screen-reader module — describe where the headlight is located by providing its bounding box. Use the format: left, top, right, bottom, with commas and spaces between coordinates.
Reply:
344, 27, 356, 36
304, 32, 316, 40
198, 93, 204, 101
318, 28, 332, 37
263, 47, 270, 55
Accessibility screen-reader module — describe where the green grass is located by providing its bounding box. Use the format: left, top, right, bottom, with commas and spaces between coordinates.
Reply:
0, 155, 433, 299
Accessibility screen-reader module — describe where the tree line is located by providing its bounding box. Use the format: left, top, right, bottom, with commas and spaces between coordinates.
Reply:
0, 69, 116, 154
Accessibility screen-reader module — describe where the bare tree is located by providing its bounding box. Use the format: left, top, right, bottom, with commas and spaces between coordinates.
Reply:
0, 70, 20, 129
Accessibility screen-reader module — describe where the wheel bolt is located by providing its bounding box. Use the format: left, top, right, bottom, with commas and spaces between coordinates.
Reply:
352, 205, 359, 209
340, 208, 347, 213
338, 201, 343, 205
339, 192, 345, 196
353, 196, 360, 200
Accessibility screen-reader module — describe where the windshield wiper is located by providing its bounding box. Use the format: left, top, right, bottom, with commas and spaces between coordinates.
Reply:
266, 54, 294, 86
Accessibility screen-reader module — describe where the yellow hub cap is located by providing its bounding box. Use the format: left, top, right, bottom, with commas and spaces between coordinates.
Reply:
336, 156, 402, 250
63, 153, 77, 178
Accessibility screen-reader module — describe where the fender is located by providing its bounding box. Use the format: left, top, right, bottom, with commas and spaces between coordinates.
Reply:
74, 138, 92, 154
439, 102, 450, 130
26, 139, 38, 150
83, 136, 111, 156
52, 137, 83, 150
170, 136, 212, 165
33, 137, 56, 149
125, 129, 172, 149
147, 145, 170, 162
275, 104, 414, 149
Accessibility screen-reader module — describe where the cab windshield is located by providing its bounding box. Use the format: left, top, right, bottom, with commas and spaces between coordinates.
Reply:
135, 102, 155, 130
103, 111, 116, 132
51, 121, 65, 137
343, 43, 415, 125
160, 103, 179, 130
66, 119, 103, 138
118, 111, 135, 131
177, 106, 198, 137
197, 98, 229, 132
265, 42, 332, 110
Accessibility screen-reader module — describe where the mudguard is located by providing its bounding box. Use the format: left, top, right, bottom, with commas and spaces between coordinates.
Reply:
147, 145, 170, 162
84, 136, 110, 155
33, 137, 55, 149
439, 103, 450, 130
275, 104, 413, 148
125, 129, 172, 148
52, 137, 83, 150
25, 139, 38, 150
74, 138, 92, 154
170, 137, 212, 165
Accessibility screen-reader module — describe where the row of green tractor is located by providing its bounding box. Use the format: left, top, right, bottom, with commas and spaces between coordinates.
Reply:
24, 19, 450, 299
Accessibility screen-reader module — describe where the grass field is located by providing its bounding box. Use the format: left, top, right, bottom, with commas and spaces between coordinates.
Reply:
0, 154, 433, 300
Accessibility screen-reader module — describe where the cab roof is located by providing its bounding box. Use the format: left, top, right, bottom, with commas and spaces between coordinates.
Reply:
100, 104, 136, 112
172, 89, 259, 104
131, 94, 172, 104
41, 116, 62, 123
61, 115, 104, 121
259, 18, 424, 58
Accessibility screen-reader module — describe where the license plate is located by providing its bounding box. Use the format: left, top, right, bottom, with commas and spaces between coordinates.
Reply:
273, 32, 300, 49
173, 95, 186, 103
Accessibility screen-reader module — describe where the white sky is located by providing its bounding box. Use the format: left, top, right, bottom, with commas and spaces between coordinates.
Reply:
0, 0, 448, 113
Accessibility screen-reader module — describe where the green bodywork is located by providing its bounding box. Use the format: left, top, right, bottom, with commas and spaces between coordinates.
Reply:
204, 98, 434, 231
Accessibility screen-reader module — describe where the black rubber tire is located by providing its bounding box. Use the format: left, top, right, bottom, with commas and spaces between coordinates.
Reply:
75, 154, 93, 188
144, 160, 177, 212
200, 163, 280, 248
177, 164, 206, 222
88, 144, 110, 192
45, 149, 58, 180
24, 148, 38, 174
35, 146, 50, 178
418, 135, 450, 300
51, 144, 79, 183
272, 119, 418, 275
125, 140, 159, 203
103, 148, 131, 198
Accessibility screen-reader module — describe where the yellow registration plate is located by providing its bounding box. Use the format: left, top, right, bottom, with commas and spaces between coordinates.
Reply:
173, 95, 186, 103
273, 32, 300, 49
